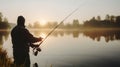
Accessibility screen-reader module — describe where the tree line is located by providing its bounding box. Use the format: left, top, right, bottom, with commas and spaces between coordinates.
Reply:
84, 15, 120, 28
28, 14, 120, 29
0, 12, 10, 29
27, 19, 82, 29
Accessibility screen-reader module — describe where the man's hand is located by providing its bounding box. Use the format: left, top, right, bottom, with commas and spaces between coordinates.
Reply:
29, 43, 39, 48
33, 45, 39, 48
39, 37, 43, 41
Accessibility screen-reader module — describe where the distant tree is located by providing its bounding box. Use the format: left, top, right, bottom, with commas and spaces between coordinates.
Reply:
105, 14, 110, 20
90, 17, 96, 22
83, 20, 89, 27
27, 23, 33, 28
110, 15, 115, 22
0, 12, 3, 22
116, 16, 120, 24
3, 17, 10, 28
3, 17, 8, 23
72, 19, 79, 28
97, 16, 101, 21
52, 22, 58, 27
59, 22, 64, 29
66, 23, 72, 29
0, 13, 10, 29
33, 21, 41, 28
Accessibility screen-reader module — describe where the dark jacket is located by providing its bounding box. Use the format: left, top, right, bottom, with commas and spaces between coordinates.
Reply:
11, 25, 41, 53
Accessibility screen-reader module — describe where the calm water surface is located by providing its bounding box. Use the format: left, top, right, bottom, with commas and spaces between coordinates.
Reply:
1, 29, 120, 67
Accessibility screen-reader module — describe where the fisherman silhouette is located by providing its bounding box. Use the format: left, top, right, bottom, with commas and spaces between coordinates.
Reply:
11, 16, 42, 67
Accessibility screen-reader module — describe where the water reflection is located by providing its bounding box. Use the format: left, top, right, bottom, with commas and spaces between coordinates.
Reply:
83, 30, 120, 42
30, 29, 120, 42
31, 30, 82, 38
1, 29, 120, 44
0, 30, 9, 46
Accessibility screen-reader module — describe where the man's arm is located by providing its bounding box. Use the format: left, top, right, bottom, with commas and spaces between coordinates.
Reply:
23, 28, 42, 43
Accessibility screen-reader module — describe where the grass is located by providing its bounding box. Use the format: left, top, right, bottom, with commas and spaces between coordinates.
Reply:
0, 48, 12, 67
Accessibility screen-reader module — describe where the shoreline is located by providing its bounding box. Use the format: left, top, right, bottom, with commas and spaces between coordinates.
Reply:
0, 27, 120, 32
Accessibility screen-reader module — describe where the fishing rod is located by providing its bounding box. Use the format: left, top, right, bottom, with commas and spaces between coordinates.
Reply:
33, 7, 79, 56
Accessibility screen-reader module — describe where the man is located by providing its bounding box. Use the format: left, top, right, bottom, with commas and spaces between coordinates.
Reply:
11, 16, 42, 67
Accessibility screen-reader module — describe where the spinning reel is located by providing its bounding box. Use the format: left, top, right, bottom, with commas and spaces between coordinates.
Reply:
29, 43, 41, 56
33, 47, 41, 56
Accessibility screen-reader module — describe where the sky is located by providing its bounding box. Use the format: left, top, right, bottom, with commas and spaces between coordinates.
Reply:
0, 0, 120, 24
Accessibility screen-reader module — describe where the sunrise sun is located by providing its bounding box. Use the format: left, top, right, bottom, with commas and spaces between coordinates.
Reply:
40, 19, 47, 26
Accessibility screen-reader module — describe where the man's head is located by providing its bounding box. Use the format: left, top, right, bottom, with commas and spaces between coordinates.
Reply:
17, 16, 25, 26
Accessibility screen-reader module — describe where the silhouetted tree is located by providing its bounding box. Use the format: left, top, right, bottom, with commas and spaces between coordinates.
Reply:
105, 14, 110, 20
27, 23, 33, 28
33, 21, 41, 28
59, 23, 65, 29
0, 12, 3, 22
90, 17, 96, 21
97, 16, 101, 21
116, 16, 120, 24
66, 23, 72, 29
3, 17, 8, 23
52, 22, 58, 27
0, 12, 10, 29
110, 15, 115, 22
44, 22, 57, 29
72, 19, 79, 28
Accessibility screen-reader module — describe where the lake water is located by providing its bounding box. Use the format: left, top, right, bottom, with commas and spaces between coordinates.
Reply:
1, 29, 120, 67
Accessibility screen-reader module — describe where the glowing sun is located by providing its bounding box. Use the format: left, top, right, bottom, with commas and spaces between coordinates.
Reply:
40, 19, 47, 26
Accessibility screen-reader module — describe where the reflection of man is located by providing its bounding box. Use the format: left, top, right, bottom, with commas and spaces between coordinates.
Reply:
11, 16, 42, 67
